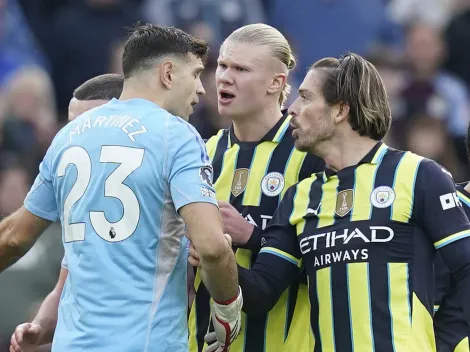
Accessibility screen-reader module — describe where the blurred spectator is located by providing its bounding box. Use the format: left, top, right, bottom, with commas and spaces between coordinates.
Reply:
190, 57, 231, 139
0, 0, 48, 86
367, 47, 407, 146
404, 115, 465, 180
108, 40, 125, 75
0, 66, 58, 175
444, 0, 470, 89
0, 163, 30, 218
392, 23, 470, 170
46, 0, 143, 120
142, 0, 266, 47
268, 0, 403, 81
388, 0, 455, 28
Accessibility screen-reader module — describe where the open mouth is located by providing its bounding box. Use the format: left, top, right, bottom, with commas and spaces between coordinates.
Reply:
219, 91, 236, 104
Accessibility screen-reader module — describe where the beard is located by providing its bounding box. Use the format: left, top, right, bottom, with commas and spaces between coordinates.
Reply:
294, 120, 333, 155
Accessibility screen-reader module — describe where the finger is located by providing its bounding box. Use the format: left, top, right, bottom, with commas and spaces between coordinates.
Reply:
189, 246, 199, 260
217, 200, 231, 208
223, 234, 233, 247
188, 256, 201, 267
219, 208, 230, 218
206, 341, 220, 352
10, 333, 18, 349
9, 346, 16, 352
204, 331, 217, 343
14, 325, 29, 344
28, 324, 42, 335
188, 246, 199, 258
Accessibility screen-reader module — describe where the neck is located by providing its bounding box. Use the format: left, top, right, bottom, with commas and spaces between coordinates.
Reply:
316, 131, 379, 172
120, 79, 167, 109
231, 104, 283, 142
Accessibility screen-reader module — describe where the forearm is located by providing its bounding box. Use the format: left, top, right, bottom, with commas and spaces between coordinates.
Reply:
0, 207, 49, 273
238, 256, 299, 316
0, 215, 31, 273
455, 269, 470, 325
439, 240, 470, 327
32, 289, 61, 344
238, 266, 279, 316
199, 241, 239, 302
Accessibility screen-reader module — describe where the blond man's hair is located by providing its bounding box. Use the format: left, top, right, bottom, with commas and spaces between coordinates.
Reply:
225, 24, 296, 108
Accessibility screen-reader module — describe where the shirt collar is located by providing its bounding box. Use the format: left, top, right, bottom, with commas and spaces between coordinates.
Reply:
322, 141, 388, 181
227, 110, 291, 148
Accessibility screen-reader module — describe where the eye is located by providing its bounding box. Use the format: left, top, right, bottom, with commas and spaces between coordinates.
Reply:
236, 66, 246, 72
218, 63, 227, 69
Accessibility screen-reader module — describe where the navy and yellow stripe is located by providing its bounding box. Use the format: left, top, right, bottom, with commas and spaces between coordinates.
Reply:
455, 337, 470, 352
259, 247, 301, 266
289, 175, 317, 234
434, 230, 470, 249
346, 263, 374, 351
390, 152, 423, 223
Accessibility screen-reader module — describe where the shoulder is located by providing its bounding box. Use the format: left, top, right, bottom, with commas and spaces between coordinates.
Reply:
382, 148, 425, 170
391, 151, 449, 181
205, 129, 229, 156
206, 129, 228, 144
416, 157, 450, 177
167, 113, 202, 138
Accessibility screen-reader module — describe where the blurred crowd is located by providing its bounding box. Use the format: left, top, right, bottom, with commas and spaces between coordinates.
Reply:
2, 0, 470, 348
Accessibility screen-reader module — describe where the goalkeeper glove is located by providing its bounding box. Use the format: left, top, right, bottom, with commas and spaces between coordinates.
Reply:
210, 286, 243, 352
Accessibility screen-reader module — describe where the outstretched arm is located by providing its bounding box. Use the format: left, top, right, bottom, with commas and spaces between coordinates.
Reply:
415, 160, 470, 327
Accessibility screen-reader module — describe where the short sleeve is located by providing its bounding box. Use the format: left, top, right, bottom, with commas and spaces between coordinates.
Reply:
24, 146, 59, 222
258, 185, 302, 266
167, 118, 218, 211
61, 256, 68, 270
414, 159, 470, 249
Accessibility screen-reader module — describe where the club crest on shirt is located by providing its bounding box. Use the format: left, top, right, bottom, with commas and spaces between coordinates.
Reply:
261, 172, 285, 197
231, 168, 249, 197
199, 165, 214, 187
370, 186, 395, 208
335, 189, 354, 217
